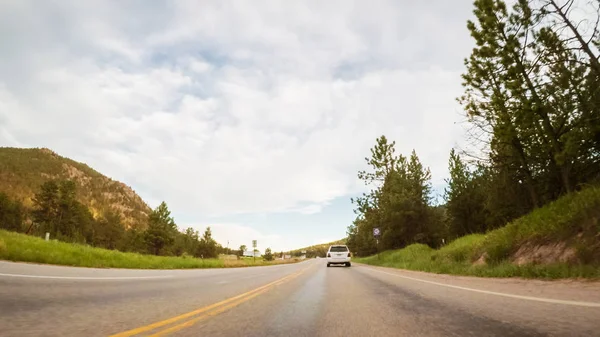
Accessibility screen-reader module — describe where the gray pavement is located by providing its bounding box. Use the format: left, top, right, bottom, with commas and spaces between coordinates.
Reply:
1, 260, 599, 336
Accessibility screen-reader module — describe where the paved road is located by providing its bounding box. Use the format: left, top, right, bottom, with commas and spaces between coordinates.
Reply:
1, 260, 599, 336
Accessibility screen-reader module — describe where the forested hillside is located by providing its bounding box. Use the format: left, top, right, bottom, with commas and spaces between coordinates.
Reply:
347, 0, 600, 258
0, 148, 234, 258
0, 147, 150, 229
290, 239, 346, 258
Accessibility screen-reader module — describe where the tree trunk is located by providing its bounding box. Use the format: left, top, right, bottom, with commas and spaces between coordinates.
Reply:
501, 28, 572, 193
511, 137, 541, 207
487, 64, 541, 207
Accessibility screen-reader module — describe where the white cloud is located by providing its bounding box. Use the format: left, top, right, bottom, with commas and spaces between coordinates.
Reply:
0, 1, 474, 241
288, 204, 326, 215
312, 238, 338, 246
208, 223, 282, 252
188, 58, 212, 74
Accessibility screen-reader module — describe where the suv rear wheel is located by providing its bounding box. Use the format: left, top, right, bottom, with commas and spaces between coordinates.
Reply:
327, 263, 331, 267
346, 262, 351, 267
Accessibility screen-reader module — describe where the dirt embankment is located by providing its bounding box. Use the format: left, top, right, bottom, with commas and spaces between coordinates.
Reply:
511, 242, 578, 265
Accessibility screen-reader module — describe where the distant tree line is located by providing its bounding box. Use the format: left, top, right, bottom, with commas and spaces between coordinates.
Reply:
234, 244, 275, 261
289, 240, 347, 258
348, 0, 600, 256
0, 179, 234, 258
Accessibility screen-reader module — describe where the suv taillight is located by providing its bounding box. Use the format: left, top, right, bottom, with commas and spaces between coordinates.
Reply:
347, 252, 351, 257
327, 253, 331, 258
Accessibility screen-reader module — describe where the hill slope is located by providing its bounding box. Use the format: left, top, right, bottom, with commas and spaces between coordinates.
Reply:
356, 185, 600, 279
291, 239, 347, 258
0, 147, 150, 229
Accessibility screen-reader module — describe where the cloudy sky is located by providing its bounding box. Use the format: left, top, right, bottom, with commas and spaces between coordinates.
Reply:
0, 0, 474, 252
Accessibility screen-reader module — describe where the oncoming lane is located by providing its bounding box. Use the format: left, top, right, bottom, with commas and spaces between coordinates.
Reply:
0, 260, 311, 337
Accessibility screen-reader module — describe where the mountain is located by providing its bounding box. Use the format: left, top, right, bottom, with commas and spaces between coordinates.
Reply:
0, 147, 151, 229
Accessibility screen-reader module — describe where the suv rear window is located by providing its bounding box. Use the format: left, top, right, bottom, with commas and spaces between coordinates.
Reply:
330, 246, 348, 252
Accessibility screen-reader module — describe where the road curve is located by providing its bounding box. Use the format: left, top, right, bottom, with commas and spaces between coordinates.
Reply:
1, 259, 599, 336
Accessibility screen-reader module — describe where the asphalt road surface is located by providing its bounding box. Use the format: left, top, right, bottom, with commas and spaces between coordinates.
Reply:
1, 259, 599, 337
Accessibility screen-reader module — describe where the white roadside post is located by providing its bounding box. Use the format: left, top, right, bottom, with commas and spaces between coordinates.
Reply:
45, 232, 50, 241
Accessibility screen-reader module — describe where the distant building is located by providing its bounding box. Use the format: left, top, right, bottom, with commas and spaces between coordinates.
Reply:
243, 250, 262, 257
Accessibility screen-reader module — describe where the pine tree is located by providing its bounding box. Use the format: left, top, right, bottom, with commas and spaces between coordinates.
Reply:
94, 210, 125, 249
460, 0, 600, 211
445, 149, 489, 238
196, 227, 218, 258
144, 201, 177, 255
348, 137, 437, 254
32, 180, 60, 235
0, 192, 25, 232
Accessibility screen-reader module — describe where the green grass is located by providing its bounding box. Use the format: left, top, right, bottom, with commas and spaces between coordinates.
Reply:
356, 186, 600, 279
0, 230, 299, 269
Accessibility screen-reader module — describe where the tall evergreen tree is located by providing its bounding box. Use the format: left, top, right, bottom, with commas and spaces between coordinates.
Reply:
94, 210, 125, 249
348, 136, 438, 254
0, 192, 25, 232
31, 180, 94, 242
445, 149, 489, 237
145, 201, 177, 255
196, 226, 218, 258
32, 180, 60, 235
458, 0, 600, 230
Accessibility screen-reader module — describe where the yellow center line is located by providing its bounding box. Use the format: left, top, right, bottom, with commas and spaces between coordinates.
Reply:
109, 265, 311, 337
151, 270, 307, 336
149, 287, 271, 337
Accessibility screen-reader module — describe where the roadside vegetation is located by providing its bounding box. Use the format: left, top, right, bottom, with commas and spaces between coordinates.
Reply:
0, 171, 281, 266
0, 166, 295, 268
0, 177, 233, 259
349, 0, 600, 279
356, 186, 600, 279
0, 229, 299, 269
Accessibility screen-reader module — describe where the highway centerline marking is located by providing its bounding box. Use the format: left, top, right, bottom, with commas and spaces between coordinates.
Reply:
363, 266, 600, 308
149, 286, 273, 336
0, 273, 173, 280
152, 271, 307, 336
110, 265, 311, 337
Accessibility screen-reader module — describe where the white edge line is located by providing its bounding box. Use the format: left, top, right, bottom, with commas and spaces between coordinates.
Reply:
0, 273, 173, 280
364, 267, 600, 308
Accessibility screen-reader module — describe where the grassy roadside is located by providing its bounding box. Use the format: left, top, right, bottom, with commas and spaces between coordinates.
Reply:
0, 229, 300, 269
356, 186, 600, 279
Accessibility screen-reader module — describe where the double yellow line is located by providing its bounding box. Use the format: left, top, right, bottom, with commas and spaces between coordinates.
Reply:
110, 267, 309, 337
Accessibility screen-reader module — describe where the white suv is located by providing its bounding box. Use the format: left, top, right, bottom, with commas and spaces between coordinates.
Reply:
326, 245, 351, 267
